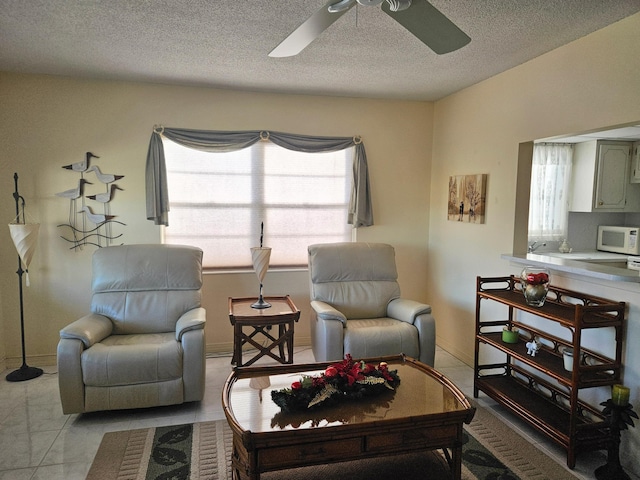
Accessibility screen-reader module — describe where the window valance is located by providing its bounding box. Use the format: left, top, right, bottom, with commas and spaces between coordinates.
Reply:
145, 127, 373, 228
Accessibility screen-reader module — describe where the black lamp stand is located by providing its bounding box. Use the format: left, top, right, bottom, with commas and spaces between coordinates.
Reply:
6, 173, 43, 382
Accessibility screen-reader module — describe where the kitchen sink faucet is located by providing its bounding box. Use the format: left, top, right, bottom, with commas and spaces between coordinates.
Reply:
528, 242, 547, 253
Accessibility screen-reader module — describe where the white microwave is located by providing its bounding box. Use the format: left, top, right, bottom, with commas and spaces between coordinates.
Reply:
597, 226, 640, 255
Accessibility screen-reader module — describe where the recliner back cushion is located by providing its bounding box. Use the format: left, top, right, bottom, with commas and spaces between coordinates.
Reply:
308, 243, 401, 319
91, 244, 202, 334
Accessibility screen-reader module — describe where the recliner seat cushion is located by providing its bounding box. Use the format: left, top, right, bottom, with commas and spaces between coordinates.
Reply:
343, 318, 420, 359
81, 333, 182, 387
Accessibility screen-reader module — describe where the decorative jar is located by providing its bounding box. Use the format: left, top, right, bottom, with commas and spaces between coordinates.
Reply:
502, 327, 519, 344
562, 347, 573, 371
520, 267, 550, 307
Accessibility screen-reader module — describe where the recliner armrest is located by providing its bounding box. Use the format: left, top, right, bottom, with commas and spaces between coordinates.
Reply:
176, 307, 206, 341
387, 298, 432, 324
310, 300, 347, 325
59, 313, 113, 348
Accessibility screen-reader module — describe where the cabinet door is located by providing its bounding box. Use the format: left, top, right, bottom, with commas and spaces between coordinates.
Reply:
594, 142, 631, 209
631, 141, 640, 184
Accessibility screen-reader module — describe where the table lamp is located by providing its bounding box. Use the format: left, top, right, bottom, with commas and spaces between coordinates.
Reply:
251, 222, 271, 309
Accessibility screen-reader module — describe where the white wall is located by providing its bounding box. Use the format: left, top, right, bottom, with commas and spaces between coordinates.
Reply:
0, 73, 434, 367
429, 12, 640, 475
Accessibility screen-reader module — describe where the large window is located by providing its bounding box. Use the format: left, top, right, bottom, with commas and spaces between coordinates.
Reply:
163, 138, 353, 269
528, 143, 574, 242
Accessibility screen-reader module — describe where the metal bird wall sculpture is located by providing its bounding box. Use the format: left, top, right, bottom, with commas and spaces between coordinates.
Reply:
62, 152, 99, 172
57, 152, 126, 250
85, 165, 125, 185
79, 205, 115, 224
86, 183, 124, 241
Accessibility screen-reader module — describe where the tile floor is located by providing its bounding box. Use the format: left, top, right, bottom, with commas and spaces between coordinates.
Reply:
0, 346, 632, 480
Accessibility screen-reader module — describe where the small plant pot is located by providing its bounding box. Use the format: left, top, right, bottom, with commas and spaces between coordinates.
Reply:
502, 327, 519, 344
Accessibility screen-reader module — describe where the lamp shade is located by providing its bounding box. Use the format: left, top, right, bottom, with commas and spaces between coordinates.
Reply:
8, 223, 39, 286
9, 223, 39, 268
249, 376, 271, 390
251, 247, 271, 283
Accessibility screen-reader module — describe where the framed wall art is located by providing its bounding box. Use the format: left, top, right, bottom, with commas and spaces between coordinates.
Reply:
448, 174, 487, 223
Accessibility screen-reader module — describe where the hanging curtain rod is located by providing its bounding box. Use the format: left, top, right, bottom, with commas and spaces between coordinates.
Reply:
535, 142, 575, 147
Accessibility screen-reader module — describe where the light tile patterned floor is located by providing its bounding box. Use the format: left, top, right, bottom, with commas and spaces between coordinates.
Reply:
0, 346, 629, 479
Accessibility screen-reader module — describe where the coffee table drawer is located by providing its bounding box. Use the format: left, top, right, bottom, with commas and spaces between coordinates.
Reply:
367, 425, 458, 452
259, 437, 362, 469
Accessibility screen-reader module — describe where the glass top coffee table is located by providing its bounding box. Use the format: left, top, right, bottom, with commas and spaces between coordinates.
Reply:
223, 354, 475, 479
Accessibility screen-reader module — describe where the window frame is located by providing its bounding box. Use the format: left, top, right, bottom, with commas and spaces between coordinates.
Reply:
161, 138, 356, 270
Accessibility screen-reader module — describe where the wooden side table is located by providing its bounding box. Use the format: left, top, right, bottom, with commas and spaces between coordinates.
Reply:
228, 295, 300, 367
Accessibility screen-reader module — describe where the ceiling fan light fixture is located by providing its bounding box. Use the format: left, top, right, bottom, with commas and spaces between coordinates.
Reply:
273, 0, 469, 58
328, 0, 356, 13
386, 0, 411, 12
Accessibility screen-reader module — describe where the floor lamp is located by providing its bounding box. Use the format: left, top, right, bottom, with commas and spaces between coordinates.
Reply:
6, 172, 43, 382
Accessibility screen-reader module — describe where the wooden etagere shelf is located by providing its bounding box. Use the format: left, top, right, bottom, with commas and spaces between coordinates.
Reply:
474, 275, 625, 469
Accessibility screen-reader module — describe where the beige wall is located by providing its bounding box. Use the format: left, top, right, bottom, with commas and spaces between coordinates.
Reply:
3, 10, 639, 475
429, 12, 640, 474
0, 73, 434, 368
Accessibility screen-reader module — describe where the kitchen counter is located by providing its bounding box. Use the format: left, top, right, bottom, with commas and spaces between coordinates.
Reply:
501, 251, 640, 283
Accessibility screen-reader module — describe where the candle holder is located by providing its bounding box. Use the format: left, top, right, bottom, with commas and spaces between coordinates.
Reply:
594, 397, 637, 480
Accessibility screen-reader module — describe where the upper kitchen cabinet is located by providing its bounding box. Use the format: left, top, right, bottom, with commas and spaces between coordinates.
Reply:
570, 140, 638, 212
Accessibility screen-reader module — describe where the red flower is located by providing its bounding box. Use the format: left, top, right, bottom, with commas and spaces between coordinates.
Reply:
338, 362, 361, 386
325, 366, 338, 377
362, 363, 376, 374
377, 362, 394, 382
526, 272, 549, 285
291, 381, 302, 390
312, 376, 326, 388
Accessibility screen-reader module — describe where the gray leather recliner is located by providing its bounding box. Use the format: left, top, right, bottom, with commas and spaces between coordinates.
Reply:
57, 244, 206, 414
308, 242, 436, 366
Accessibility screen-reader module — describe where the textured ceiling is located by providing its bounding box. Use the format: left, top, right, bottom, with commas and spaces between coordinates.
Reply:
1, 1, 640, 101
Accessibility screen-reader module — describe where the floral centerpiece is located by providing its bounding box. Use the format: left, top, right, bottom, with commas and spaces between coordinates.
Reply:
271, 355, 400, 413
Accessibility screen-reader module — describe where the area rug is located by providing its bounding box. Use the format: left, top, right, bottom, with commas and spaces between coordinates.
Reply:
87, 404, 578, 480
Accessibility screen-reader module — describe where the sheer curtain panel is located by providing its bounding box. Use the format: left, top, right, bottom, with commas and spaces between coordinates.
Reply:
528, 143, 573, 242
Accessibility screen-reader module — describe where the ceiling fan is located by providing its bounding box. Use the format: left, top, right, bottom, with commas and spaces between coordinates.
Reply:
269, 0, 471, 58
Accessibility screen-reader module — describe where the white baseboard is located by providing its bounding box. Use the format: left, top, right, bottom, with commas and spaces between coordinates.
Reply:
3, 354, 57, 369
1, 338, 314, 372
436, 337, 473, 367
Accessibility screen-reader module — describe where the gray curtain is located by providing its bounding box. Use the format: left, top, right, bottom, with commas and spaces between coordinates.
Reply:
145, 127, 374, 227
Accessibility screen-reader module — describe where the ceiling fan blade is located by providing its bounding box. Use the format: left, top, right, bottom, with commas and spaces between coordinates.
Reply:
269, 1, 356, 57
381, 0, 470, 55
